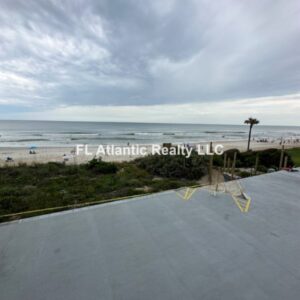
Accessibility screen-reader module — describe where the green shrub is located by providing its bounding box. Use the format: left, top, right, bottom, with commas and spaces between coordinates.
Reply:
239, 171, 251, 178
257, 165, 268, 173
134, 151, 207, 180
0, 157, 200, 221
87, 158, 118, 174
287, 148, 300, 167
151, 180, 183, 192
257, 148, 293, 169
223, 148, 293, 169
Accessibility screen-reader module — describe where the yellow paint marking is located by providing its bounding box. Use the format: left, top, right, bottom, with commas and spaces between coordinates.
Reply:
232, 194, 251, 213
243, 193, 251, 212
185, 188, 197, 200
175, 191, 185, 199
232, 196, 245, 212
175, 187, 198, 201
184, 188, 190, 199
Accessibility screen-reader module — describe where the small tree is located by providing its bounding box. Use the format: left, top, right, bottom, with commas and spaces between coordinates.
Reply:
244, 117, 259, 151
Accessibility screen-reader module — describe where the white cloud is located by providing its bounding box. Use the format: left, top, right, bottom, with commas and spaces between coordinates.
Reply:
0, 0, 299, 123
0, 71, 39, 91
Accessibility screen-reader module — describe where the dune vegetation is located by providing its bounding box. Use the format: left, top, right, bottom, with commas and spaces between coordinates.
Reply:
0, 148, 297, 222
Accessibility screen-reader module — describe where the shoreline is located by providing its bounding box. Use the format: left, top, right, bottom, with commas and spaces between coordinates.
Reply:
1, 139, 299, 166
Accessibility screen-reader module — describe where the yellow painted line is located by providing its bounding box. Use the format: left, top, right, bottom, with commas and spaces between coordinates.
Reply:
232, 194, 251, 213
244, 196, 251, 213
187, 188, 193, 200
175, 187, 198, 201
175, 191, 185, 199
183, 188, 190, 200
185, 188, 197, 201
232, 195, 245, 212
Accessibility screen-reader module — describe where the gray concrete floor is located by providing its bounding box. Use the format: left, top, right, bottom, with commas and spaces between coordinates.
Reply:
1, 170, 300, 300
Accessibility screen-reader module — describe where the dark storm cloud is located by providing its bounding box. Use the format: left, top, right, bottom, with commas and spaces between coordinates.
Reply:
0, 0, 299, 108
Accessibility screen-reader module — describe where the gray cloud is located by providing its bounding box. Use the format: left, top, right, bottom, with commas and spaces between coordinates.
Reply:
0, 0, 299, 110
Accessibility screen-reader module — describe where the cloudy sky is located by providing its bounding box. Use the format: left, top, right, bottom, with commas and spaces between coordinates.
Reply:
0, 0, 299, 124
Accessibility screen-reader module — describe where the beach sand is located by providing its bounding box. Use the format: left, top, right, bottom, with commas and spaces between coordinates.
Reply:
1, 140, 299, 167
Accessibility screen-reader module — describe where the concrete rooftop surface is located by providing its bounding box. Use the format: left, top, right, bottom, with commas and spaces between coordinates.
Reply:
1, 169, 300, 300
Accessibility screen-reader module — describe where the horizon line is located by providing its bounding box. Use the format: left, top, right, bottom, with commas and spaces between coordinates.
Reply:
0, 119, 300, 127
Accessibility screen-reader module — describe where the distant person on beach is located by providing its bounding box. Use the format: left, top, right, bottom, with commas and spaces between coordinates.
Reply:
63, 154, 69, 162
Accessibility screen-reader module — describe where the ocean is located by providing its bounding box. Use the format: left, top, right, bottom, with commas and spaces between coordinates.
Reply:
0, 120, 300, 147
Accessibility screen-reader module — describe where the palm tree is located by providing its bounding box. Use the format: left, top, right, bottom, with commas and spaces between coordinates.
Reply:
244, 117, 259, 151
